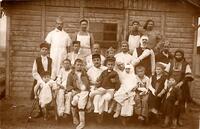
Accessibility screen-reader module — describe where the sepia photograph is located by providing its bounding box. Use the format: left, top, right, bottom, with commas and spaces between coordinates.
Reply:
0, 0, 200, 129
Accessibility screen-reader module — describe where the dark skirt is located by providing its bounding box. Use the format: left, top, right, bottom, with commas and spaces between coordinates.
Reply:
148, 93, 162, 111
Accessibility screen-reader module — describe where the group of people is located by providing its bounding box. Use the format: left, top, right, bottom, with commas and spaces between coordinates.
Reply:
31, 16, 194, 129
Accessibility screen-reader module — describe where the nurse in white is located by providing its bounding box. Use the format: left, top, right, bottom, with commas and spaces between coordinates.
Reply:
74, 19, 95, 58
45, 16, 72, 78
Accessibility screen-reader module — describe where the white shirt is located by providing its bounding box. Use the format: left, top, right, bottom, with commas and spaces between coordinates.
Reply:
67, 51, 83, 65
115, 52, 133, 65
128, 35, 140, 52
87, 65, 107, 85
56, 68, 71, 88
32, 55, 54, 82
85, 54, 106, 69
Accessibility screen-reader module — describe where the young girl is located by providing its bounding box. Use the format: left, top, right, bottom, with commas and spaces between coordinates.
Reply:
114, 63, 137, 125
148, 63, 168, 116
161, 76, 182, 129
34, 72, 56, 120
55, 59, 72, 117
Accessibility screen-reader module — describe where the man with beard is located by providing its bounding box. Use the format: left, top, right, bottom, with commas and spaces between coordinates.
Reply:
165, 49, 193, 126
126, 21, 142, 54
132, 35, 155, 77
74, 19, 95, 58
115, 41, 133, 72
45, 16, 72, 78
143, 19, 162, 52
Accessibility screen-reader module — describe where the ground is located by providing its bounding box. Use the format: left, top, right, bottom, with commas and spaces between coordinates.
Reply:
0, 98, 199, 129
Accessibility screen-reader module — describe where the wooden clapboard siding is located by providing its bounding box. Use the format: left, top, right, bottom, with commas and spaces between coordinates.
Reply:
9, 3, 42, 98
2, 0, 199, 99
165, 12, 194, 63
45, 6, 80, 37
128, 10, 162, 29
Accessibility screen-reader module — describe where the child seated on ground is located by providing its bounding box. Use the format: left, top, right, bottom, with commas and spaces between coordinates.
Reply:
148, 63, 168, 118
161, 76, 182, 129
55, 59, 72, 117
34, 72, 56, 120
93, 57, 120, 115
114, 63, 137, 125
134, 65, 150, 123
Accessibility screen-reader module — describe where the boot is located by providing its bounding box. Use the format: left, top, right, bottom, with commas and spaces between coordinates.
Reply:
171, 118, 177, 129
161, 116, 169, 128
71, 107, 79, 125
76, 111, 85, 129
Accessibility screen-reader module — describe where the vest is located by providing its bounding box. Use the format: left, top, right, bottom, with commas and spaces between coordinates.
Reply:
151, 74, 167, 95
35, 57, 52, 76
136, 47, 151, 76
30, 56, 52, 100
169, 59, 188, 83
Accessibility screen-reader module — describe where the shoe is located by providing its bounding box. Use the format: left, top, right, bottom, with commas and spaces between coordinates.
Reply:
178, 119, 183, 127
138, 115, 145, 121
76, 121, 85, 129
33, 112, 43, 118
113, 111, 120, 118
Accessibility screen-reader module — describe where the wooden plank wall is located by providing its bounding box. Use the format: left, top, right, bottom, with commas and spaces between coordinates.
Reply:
165, 12, 194, 64
128, 11, 194, 64
9, 2, 42, 98
45, 6, 80, 38
5, 0, 198, 98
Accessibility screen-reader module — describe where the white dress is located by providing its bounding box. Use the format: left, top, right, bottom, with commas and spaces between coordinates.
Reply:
76, 32, 91, 58
45, 28, 72, 77
114, 72, 137, 116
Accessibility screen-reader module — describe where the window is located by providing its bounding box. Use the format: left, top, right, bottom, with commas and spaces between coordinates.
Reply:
89, 22, 118, 49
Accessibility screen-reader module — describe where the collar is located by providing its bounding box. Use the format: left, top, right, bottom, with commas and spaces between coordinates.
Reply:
41, 55, 47, 59
55, 28, 63, 32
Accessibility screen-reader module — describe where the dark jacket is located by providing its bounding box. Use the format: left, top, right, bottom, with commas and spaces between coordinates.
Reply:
97, 69, 120, 90
67, 69, 90, 92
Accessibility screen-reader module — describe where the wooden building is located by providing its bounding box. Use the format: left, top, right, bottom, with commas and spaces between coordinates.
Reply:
1, 0, 200, 101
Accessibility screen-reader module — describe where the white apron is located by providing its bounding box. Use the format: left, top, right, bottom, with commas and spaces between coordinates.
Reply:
77, 32, 91, 58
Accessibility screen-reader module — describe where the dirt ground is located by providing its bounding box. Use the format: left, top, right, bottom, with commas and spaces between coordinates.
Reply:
0, 98, 199, 129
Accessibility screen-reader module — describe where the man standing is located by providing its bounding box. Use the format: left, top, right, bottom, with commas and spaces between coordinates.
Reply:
74, 19, 95, 58
126, 21, 142, 54
143, 19, 162, 53
45, 16, 72, 78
